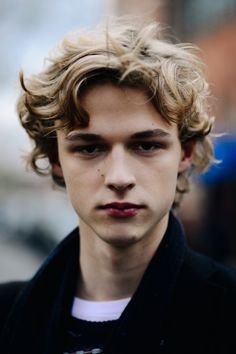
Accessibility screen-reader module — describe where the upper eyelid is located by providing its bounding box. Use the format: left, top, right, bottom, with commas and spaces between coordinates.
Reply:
67, 142, 107, 148
72, 144, 108, 153
67, 139, 168, 149
130, 141, 167, 147
69, 138, 167, 145
80, 142, 165, 151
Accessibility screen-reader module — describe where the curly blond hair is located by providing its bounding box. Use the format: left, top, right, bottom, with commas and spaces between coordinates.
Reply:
17, 16, 214, 207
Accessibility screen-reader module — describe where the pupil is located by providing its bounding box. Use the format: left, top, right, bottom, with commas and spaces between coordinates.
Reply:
87, 146, 96, 153
142, 143, 151, 150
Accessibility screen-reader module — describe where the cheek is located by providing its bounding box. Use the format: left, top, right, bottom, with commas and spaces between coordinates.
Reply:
61, 158, 90, 184
144, 154, 180, 182
61, 162, 99, 204
142, 157, 180, 203
64, 175, 90, 215
151, 169, 178, 193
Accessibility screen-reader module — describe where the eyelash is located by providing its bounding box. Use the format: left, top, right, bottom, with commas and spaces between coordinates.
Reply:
73, 144, 105, 155
72, 142, 166, 157
133, 142, 165, 152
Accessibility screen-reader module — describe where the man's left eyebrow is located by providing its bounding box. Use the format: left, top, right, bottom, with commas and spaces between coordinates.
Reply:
130, 129, 171, 139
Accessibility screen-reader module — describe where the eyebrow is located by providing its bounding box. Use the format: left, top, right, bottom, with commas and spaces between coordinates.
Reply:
65, 129, 171, 142
130, 129, 171, 139
65, 132, 103, 142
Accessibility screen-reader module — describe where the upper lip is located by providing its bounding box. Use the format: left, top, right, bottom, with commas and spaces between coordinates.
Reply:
100, 202, 144, 210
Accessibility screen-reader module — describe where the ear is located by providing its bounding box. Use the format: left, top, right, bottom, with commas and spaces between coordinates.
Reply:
178, 140, 196, 173
48, 149, 64, 178
51, 161, 64, 178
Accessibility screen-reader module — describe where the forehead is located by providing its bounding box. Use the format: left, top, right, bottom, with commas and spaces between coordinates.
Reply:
80, 82, 149, 107
57, 82, 180, 143
77, 82, 176, 135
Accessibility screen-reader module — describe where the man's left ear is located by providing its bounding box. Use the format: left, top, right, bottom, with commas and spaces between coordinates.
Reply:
178, 140, 196, 173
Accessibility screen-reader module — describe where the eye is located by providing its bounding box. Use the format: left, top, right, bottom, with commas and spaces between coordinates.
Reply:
74, 144, 105, 156
133, 142, 164, 153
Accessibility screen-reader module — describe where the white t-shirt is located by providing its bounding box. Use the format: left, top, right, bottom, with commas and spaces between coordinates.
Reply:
72, 296, 131, 322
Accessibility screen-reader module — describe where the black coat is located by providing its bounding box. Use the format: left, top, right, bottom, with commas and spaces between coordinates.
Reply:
0, 213, 236, 354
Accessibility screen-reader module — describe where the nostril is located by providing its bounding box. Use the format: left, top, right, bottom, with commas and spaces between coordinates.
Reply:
108, 182, 135, 192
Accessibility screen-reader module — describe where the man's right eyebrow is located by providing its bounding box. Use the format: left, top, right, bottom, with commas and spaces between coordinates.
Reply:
65, 132, 104, 142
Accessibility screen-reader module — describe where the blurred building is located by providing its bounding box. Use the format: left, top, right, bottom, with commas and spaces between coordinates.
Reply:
162, 0, 236, 267
168, 0, 236, 132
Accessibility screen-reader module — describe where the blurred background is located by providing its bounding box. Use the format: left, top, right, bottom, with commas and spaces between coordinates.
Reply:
0, 0, 236, 281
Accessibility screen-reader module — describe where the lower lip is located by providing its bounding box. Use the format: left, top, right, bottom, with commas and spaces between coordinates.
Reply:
104, 207, 140, 218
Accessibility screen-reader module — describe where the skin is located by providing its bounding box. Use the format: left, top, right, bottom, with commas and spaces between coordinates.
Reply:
54, 83, 193, 300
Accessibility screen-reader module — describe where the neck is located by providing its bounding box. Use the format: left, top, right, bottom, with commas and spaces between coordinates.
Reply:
76, 215, 169, 301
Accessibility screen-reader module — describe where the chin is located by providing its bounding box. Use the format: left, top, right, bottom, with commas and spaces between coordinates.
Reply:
102, 234, 139, 249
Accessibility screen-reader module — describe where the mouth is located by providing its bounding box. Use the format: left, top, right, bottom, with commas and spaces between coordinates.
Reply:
99, 202, 144, 218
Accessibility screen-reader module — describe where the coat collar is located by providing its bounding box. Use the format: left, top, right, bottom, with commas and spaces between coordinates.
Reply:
104, 211, 187, 353
0, 212, 187, 354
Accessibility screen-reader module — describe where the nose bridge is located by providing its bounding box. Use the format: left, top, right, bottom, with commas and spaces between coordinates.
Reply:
104, 144, 135, 187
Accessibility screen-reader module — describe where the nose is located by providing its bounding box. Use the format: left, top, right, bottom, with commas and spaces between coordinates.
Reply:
104, 146, 136, 193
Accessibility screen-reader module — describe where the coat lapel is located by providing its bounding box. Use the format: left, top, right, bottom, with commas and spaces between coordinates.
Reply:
104, 212, 186, 353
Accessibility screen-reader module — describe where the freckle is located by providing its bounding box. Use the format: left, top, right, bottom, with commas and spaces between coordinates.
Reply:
97, 169, 100, 172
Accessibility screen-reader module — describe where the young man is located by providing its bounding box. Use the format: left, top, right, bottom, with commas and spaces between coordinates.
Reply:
0, 16, 236, 354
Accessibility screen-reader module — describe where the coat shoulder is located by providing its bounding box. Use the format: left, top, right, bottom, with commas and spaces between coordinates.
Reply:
180, 248, 236, 323
184, 248, 236, 291
167, 249, 236, 352
0, 281, 27, 333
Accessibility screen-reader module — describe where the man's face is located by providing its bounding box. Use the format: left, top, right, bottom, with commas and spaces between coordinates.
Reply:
56, 83, 191, 248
